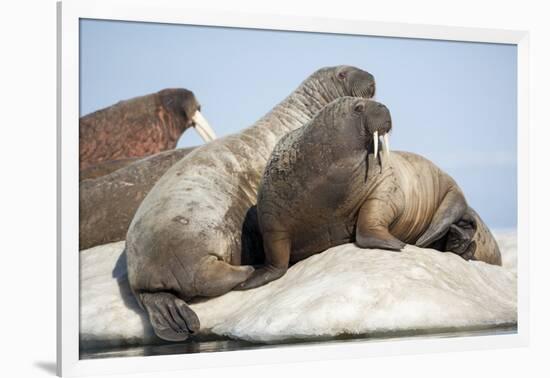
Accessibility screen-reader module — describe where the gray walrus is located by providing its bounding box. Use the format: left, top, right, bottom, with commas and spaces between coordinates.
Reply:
125, 66, 376, 341
238, 97, 501, 290
79, 88, 215, 170
80, 156, 145, 181
79, 147, 195, 250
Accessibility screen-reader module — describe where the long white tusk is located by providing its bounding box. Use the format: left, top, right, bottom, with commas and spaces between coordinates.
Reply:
383, 133, 391, 159
192, 110, 217, 143
373, 131, 379, 159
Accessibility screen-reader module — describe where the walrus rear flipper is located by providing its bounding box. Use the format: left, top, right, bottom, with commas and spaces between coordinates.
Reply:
461, 207, 502, 265
140, 292, 200, 342
415, 188, 467, 248
445, 223, 476, 255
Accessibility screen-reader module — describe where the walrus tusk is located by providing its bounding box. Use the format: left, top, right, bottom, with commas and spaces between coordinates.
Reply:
383, 133, 391, 158
192, 111, 217, 143
373, 131, 379, 159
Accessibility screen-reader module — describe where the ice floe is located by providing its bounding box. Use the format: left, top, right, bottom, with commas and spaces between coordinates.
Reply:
79, 231, 517, 348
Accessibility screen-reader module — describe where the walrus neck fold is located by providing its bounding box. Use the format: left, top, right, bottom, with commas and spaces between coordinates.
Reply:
156, 99, 191, 145
163, 112, 185, 144
257, 76, 347, 140
364, 149, 393, 190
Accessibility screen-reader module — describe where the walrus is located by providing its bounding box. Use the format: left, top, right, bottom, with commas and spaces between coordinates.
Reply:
126, 66, 376, 341
238, 97, 501, 290
79, 147, 195, 250
79, 88, 216, 170
79, 156, 143, 181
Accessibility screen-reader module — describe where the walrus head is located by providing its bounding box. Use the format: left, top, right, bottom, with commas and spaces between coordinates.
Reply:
359, 98, 392, 159
333, 65, 376, 98
159, 88, 216, 143
306, 65, 375, 100
311, 97, 392, 159
298, 66, 376, 118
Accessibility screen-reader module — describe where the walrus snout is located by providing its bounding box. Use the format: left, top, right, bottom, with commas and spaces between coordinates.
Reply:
358, 71, 376, 98
367, 82, 376, 98
158, 88, 217, 143
362, 101, 392, 159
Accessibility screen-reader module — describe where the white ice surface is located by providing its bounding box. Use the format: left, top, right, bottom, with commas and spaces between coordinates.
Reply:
79, 231, 517, 348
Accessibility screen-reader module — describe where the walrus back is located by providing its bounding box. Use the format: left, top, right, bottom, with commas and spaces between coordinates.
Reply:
126, 124, 280, 270
388, 152, 501, 265
79, 148, 195, 250
387, 151, 453, 243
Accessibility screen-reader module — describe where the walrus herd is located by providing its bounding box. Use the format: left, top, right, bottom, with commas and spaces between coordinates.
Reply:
79, 65, 501, 343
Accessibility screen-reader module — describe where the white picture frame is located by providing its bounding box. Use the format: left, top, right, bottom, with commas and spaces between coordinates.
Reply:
57, 0, 530, 376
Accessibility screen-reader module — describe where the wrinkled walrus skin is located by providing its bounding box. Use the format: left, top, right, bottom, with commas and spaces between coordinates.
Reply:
238, 97, 501, 290
125, 66, 376, 342
79, 156, 143, 181
79, 88, 215, 170
79, 148, 195, 250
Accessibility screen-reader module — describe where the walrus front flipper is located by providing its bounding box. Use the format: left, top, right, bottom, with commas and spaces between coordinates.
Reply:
415, 188, 467, 248
356, 199, 405, 251
140, 292, 200, 342
234, 265, 287, 291
235, 232, 290, 290
356, 228, 406, 250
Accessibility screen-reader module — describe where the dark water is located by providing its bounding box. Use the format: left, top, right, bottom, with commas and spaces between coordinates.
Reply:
80, 324, 517, 360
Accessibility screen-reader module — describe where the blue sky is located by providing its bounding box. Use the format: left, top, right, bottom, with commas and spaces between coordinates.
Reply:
80, 19, 517, 229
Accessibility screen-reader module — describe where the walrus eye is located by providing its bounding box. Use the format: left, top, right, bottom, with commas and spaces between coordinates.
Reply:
338, 71, 347, 80
354, 103, 365, 113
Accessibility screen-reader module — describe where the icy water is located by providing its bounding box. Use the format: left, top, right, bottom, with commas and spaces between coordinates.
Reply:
80, 324, 517, 360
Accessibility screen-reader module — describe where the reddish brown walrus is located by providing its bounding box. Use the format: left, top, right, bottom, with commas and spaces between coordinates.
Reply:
237, 97, 501, 290
79, 148, 195, 250
125, 66, 376, 342
79, 88, 216, 170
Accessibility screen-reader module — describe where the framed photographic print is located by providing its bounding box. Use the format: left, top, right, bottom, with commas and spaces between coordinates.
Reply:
57, 0, 529, 376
